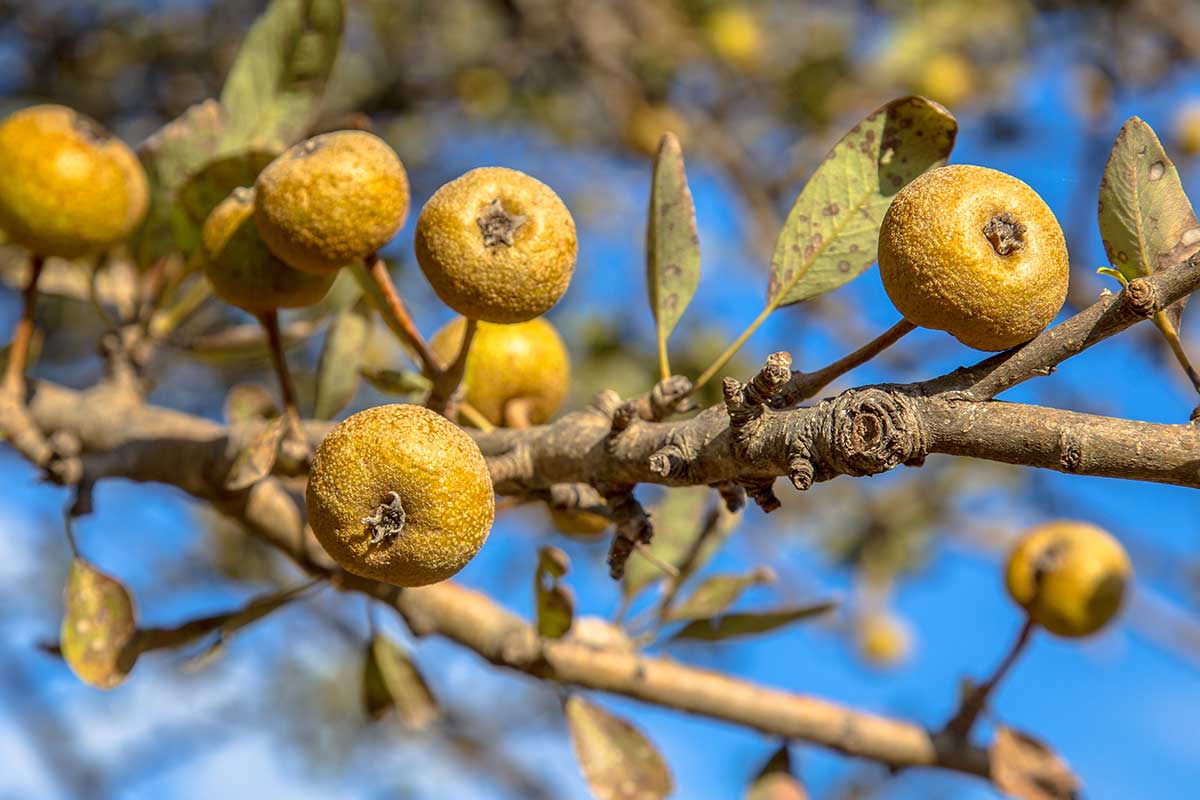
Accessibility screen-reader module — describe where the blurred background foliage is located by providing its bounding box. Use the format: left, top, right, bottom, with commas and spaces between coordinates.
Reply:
2, 1, 1200, 798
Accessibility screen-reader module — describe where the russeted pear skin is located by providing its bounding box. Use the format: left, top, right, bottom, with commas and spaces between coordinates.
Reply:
415, 167, 577, 323
255, 130, 410, 275
202, 187, 334, 313
0, 105, 147, 258
306, 404, 495, 587
878, 164, 1069, 351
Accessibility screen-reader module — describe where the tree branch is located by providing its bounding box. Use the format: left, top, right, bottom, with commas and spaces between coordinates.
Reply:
7, 243, 1199, 799
925, 253, 1200, 400
10, 380, 1005, 783
922, 399, 1200, 486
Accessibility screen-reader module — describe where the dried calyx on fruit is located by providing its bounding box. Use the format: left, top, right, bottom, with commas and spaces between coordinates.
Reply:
415, 167, 577, 323
877, 164, 1069, 351
305, 404, 495, 587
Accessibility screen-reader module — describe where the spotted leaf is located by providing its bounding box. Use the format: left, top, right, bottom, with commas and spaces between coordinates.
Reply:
219, 0, 345, 153
565, 695, 673, 800
1098, 117, 1200, 332
60, 559, 138, 690
646, 133, 701, 368
768, 96, 957, 308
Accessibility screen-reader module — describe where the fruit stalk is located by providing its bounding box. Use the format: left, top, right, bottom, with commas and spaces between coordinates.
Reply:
357, 255, 440, 377
257, 309, 303, 438
456, 402, 495, 432
426, 317, 477, 415
788, 318, 917, 401
1151, 311, 1200, 394
3, 253, 45, 394
941, 617, 1035, 741
503, 396, 533, 429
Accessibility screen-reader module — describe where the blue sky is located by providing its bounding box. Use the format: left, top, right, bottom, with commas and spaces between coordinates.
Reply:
3, 6, 1200, 800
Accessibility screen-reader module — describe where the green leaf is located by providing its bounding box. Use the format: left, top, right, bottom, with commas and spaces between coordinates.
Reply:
362, 635, 440, 729
535, 546, 575, 639
360, 366, 433, 398
313, 303, 370, 419
184, 317, 324, 363
624, 487, 741, 601
223, 384, 279, 425
61, 558, 138, 690
565, 695, 673, 800
225, 416, 286, 490
299, 268, 364, 320
135, 581, 314, 661
1098, 116, 1200, 331
362, 637, 394, 721
176, 150, 279, 252
664, 568, 773, 623
219, 0, 345, 152
767, 96, 957, 307
646, 132, 701, 363
130, 100, 227, 268
747, 746, 807, 800
669, 601, 835, 643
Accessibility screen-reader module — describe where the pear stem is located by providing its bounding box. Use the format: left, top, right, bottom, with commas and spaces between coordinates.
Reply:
427, 317, 477, 416
503, 396, 534, 429
258, 309, 303, 441
357, 255, 439, 378
941, 617, 1036, 742
796, 318, 916, 398
62, 508, 80, 558
4, 254, 45, 395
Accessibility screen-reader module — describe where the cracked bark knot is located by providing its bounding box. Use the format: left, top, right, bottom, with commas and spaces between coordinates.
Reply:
648, 445, 687, 479
817, 389, 928, 478
1058, 430, 1083, 473
649, 374, 694, 419
362, 491, 406, 544
746, 352, 793, 402
788, 453, 814, 491
1124, 278, 1158, 317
